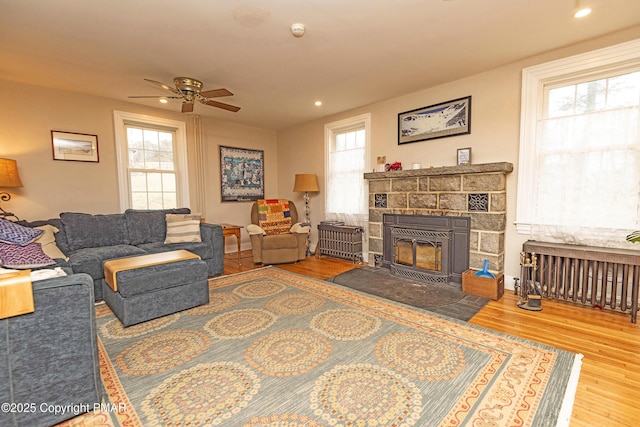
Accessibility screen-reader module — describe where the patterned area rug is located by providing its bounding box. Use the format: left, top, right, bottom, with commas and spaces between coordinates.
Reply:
59, 267, 582, 427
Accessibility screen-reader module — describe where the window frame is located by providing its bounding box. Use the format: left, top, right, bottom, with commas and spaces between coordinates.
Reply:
324, 113, 371, 217
113, 110, 190, 211
515, 38, 640, 235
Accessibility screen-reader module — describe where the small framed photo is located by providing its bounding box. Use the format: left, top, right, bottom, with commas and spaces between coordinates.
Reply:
457, 147, 471, 165
51, 131, 99, 162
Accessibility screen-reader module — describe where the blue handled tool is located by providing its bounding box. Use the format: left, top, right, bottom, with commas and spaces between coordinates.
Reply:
475, 259, 495, 278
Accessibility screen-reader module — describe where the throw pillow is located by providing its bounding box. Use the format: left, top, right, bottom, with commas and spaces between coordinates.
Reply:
164, 213, 202, 244
0, 242, 56, 269
0, 218, 44, 246
257, 199, 292, 235
34, 225, 68, 260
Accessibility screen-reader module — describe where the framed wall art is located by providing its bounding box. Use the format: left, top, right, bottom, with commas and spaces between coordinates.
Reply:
219, 145, 264, 202
51, 130, 99, 162
398, 96, 471, 144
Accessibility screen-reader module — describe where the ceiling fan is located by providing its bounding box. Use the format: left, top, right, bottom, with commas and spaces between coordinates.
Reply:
129, 77, 240, 113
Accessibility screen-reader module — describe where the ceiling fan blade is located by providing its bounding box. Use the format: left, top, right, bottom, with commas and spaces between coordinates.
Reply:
144, 78, 180, 94
181, 102, 194, 113
200, 88, 233, 98
204, 99, 241, 112
128, 95, 182, 99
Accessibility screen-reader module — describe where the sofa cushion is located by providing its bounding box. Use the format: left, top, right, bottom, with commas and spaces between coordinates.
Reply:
164, 213, 202, 244
61, 213, 129, 251
113, 258, 208, 298
0, 242, 56, 269
124, 208, 190, 245
68, 245, 146, 280
0, 218, 43, 246
136, 241, 214, 260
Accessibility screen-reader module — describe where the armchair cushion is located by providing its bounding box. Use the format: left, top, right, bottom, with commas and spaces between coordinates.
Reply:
257, 199, 292, 235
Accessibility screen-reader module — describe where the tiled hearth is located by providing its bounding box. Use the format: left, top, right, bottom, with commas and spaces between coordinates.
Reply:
364, 162, 513, 275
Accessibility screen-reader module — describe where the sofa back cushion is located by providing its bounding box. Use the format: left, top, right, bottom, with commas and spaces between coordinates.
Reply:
60, 212, 129, 251
125, 208, 191, 245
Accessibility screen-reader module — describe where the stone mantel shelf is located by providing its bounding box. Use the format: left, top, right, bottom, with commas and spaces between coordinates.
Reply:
364, 162, 513, 179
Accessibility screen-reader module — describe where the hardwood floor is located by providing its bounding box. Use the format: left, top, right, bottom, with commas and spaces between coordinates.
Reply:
222, 251, 640, 426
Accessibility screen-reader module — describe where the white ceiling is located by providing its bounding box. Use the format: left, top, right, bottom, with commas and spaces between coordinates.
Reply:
2, 0, 640, 130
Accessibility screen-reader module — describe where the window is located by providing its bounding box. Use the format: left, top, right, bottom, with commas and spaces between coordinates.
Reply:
324, 114, 371, 227
126, 126, 177, 209
113, 111, 189, 210
516, 39, 640, 248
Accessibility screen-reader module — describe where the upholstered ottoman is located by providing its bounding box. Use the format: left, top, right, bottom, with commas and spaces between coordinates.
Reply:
101, 250, 209, 326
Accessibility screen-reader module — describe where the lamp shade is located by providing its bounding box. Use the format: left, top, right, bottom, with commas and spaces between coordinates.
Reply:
293, 174, 319, 193
0, 158, 23, 188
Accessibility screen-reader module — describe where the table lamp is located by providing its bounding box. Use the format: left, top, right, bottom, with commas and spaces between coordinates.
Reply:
0, 158, 23, 221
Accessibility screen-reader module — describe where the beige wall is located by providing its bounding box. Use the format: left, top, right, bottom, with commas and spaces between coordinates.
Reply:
198, 118, 277, 251
0, 82, 277, 252
277, 26, 640, 280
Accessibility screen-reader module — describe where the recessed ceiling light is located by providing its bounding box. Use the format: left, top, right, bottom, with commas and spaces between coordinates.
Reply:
574, 7, 591, 18
159, 98, 168, 104
573, 0, 592, 18
314, 101, 322, 106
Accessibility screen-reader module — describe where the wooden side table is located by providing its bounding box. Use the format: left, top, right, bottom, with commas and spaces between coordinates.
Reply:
219, 223, 242, 264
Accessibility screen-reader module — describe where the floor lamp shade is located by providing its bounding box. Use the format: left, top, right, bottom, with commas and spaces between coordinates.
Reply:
0, 158, 23, 188
293, 174, 319, 193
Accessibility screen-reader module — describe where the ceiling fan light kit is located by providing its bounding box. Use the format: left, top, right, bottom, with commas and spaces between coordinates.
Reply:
129, 77, 240, 113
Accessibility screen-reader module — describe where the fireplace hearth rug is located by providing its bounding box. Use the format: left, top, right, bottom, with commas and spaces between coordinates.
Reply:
328, 265, 489, 321
59, 267, 582, 427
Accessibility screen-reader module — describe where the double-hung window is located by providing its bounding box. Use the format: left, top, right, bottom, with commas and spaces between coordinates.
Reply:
126, 126, 177, 209
324, 113, 371, 228
516, 39, 640, 248
113, 111, 189, 210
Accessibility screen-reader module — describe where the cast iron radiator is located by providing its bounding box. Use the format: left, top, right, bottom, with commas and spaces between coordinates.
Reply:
522, 240, 640, 323
317, 223, 363, 263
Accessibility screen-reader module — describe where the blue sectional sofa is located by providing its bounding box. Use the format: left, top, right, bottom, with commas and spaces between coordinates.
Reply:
21, 208, 225, 300
0, 273, 101, 427
0, 208, 224, 426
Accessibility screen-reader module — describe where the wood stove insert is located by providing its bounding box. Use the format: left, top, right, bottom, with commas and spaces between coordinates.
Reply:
382, 214, 470, 284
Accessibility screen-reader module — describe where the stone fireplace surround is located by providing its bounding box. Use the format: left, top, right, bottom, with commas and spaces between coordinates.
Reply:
364, 162, 513, 276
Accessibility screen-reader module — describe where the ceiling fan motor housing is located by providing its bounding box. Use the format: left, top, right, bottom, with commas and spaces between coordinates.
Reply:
173, 77, 203, 94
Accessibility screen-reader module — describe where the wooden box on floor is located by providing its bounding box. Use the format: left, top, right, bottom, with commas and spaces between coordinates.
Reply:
462, 269, 504, 300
